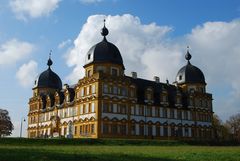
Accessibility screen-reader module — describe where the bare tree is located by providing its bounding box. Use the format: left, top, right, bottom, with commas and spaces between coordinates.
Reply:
226, 113, 240, 141
0, 109, 14, 137
212, 114, 231, 141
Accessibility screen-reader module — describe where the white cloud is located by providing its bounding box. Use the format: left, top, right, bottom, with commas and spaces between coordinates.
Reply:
65, 14, 240, 120
185, 20, 240, 120
79, 0, 103, 4
0, 39, 34, 66
58, 39, 71, 49
16, 60, 38, 87
9, 0, 61, 20
65, 14, 174, 83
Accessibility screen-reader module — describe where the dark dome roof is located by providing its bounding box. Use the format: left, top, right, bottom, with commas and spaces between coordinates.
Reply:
175, 50, 206, 85
34, 58, 62, 89
84, 21, 124, 69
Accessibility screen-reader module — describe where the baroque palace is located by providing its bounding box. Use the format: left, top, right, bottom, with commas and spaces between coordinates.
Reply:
28, 21, 213, 140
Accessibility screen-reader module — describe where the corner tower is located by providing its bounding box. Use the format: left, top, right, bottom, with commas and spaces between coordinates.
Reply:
83, 20, 125, 77
175, 48, 206, 93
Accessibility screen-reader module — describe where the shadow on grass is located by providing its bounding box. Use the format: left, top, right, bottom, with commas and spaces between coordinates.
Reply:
0, 147, 180, 161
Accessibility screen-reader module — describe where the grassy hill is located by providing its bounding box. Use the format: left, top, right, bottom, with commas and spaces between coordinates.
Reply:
0, 138, 240, 161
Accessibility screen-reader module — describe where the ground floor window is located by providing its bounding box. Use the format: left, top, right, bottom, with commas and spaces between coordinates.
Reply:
91, 124, 95, 134
120, 124, 127, 135
163, 127, 168, 137
140, 125, 144, 136
131, 124, 135, 135
148, 125, 152, 136
103, 123, 109, 134
156, 126, 160, 136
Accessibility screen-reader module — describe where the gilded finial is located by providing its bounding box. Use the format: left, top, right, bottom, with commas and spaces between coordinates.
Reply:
47, 50, 53, 68
101, 19, 109, 39
185, 46, 192, 63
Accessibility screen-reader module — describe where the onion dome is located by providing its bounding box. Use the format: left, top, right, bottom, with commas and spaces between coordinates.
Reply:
84, 19, 124, 69
33, 53, 62, 89
175, 48, 206, 85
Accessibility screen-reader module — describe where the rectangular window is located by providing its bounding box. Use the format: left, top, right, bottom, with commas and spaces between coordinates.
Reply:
91, 124, 95, 134
81, 88, 84, 96
85, 104, 89, 113
170, 109, 174, 119
91, 103, 95, 113
80, 105, 83, 114
155, 107, 160, 117
74, 126, 77, 135
171, 127, 175, 136
156, 126, 160, 136
87, 86, 90, 95
64, 127, 67, 135
87, 70, 92, 77
120, 124, 126, 135
111, 124, 118, 134
121, 87, 127, 96
162, 95, 167, 102
103, 84, 108, 93
131, 106, 135, 115
185, 128, 189, 137
147, 107, 151, 116
113, 104, 117, 113
109, 103, 113, 113
103, 103, 108, 112
92, 84, 96, 94
177, 110, 182, 119
80, 126, 83, 135
163, 127, 168, 137
139, 106, 143, 115
131, 124, 135, 135
130, 89, 135, 97
140, 125, 144, 136
163, 109, 167, 118
120, 104, 127, 114
103, 123, 108, 134
85, 125, 88, 135
184, 111, 188, 120
113, 86, 118, 95
111, 68, 118, 76
148, 126, 152, 136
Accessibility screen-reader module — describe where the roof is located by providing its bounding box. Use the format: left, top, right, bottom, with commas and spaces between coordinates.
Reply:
127, 76, 188, 108
175, 49, 206, 85
84, 23, 125, 69
34, 58, 62, 90
176, 62, 206, 85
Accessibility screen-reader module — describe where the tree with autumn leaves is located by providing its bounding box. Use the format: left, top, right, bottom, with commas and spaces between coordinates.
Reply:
0, 109, 14, 137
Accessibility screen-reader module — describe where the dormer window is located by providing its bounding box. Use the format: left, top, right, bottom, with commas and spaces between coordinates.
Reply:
88, 54, 91, 60
162, 95, 167, 102
146, 88, 153, 100
179, 75, 182, 80
87, 70, 92, 77
111, 67, 118, 76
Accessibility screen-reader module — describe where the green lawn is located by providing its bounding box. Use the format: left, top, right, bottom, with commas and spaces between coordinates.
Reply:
0, 139, 240, 161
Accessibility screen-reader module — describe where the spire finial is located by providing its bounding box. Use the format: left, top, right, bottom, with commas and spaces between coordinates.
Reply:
185, 46, 192, 63
47, 50, 53, 68
101, 19, 109, 39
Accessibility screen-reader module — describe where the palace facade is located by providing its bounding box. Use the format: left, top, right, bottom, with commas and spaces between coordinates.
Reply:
28, 22, 213, 140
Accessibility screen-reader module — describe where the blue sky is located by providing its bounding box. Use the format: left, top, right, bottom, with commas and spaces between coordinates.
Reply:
0, 0, 240, 137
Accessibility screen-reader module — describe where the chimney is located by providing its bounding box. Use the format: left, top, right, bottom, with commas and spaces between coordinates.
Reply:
154, 76, 160, 83
166, 79, 169, 85
131, 72, 137, 79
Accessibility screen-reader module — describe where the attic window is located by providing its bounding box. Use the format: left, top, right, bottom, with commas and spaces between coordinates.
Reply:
179, 75, 182, 80
88, 54, 91, 60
